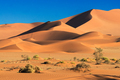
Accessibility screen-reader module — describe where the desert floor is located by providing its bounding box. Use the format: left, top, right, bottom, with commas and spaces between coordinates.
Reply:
0, 48, 120, 80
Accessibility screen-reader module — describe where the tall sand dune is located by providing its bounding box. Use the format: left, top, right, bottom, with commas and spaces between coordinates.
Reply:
59, 9, 92, 28
77, 9, 120, 35
59, 9, 120, 35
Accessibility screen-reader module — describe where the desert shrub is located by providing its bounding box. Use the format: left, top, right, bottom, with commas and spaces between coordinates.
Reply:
21, 55, 29, 61
101, 57, 108, 60
57, 61, 64, 64
47, 57, 52, 60
93, 47, 103, 65
73, 57, 77, 61
77, 59, 80, 62
110, 58, 117, 61
71, 62, 75, 64
80, 58, 87, 62
1, 60, 5, 62
19, 64, 41, 73
33, 55, 39, 58
27, 57, 31, 60
104, 59, 110, 64
54, 61, 65, 66
115, 66, 120, 68
42, 61, 51, 64
33, 55, 39, 60
44, 58, 47, 60
70, 63, 91, 72
115, 60, 120, 64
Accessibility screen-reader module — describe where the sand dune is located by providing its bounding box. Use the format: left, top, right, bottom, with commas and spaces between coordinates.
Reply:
76, 31, 104, 40
18, 30, 80, 41
59, 9, 120, 35
0, 44, 21, 50
31, 22, 44, 26
59, 9, 92, 28
0, 9, 120, 53
0, 23, 37, 40
77, 9, 120, 35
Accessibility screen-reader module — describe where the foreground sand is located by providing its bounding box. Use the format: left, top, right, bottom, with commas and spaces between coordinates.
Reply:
0, 51, 120, 80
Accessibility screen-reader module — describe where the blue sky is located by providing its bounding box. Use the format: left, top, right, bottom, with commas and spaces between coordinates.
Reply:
0, 0, 120, 24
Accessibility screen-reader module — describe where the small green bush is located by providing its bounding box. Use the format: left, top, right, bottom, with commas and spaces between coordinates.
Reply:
101, 57, 108, 60
70, 63, 91, 72
71, 62, 75, 64
19, 64, 41, 73
1, 60, 5, 62
73, 57, 77, 61
58, 61, 64, 64
104, 59, 110, 64
33, 55, 39, 58
33, 55, 39, 60
80, 58, 87, 62
115, 60, 120, 64
110, 58, 116, 61
27, 57, 31, 60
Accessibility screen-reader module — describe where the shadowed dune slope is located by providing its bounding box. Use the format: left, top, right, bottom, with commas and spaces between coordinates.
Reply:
77, 9, 120, 35
59, 9, 92, 28
76, 31, 104, 40
0, 23, 36, 40
12, 21, 61, 38
15, 40, 94, 53
59, 9, 120, 35
17, 30, 81, 41
51, 21, 84, 34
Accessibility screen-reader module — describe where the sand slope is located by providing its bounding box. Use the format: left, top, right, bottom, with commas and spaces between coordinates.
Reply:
59, 9, 120, 35
0, 9, 120, 53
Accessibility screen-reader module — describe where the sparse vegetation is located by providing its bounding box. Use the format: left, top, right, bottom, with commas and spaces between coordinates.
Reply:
1, 60, 5, 62
27, 57, 31, 60
21, 55, 31, 61
115, 60, 120, 64
73, 57, 77, 61
115, 66, 120, 68
93, 47, 103, 65
70, 63, 91, 72
57, 61, 65, 64
19, 64, 41, 73
110, 58, 117, 61
71, 62, 75, 64
33, 55, 39, 60
101, 57, 108, 60
104, 59, 110, 64
80, 58, 87, 62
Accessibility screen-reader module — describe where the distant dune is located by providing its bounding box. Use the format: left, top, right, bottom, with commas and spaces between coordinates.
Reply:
0, 9, 120, 53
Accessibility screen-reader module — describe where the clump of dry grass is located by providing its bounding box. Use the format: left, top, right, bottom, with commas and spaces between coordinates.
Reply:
70, 63, 91, 72
19, 64, 41, 73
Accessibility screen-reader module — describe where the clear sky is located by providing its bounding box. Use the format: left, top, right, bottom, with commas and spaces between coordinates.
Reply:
0, 0, 120, 24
